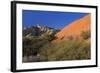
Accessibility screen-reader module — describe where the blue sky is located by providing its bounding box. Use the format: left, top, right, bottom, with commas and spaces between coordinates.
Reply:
22, 10, 88, 29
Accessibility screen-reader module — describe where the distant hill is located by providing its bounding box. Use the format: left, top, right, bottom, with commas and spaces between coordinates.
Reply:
23, 24, 59, 37
54, 14, 91, 41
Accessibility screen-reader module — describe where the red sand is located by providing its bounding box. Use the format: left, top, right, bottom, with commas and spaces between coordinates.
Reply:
54, 14, 91, 41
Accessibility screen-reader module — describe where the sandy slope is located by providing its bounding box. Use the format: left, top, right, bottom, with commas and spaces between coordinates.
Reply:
54, 14, 91, 41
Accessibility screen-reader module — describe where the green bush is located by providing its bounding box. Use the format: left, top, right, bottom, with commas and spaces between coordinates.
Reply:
23, 36, 48, 57
41, 32, 56, 41
81, 30, 91, 40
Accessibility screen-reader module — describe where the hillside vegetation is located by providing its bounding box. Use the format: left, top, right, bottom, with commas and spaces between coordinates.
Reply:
39, 30, 91, 61
23, 29, 91, 62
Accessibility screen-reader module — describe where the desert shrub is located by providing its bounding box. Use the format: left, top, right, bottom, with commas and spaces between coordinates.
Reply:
23, 36, 50, 57
81, 30, 91, 40
39, 38, 91, 61
41, 33, 56, 41
76, 41, 91, 59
